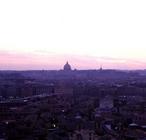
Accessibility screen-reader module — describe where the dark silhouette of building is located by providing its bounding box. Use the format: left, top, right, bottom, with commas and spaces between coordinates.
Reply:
99, 65, 103, 71
63, 61, 72, 71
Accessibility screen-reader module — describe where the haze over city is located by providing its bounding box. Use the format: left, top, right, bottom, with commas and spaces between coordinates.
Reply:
0, 0, 146, 70
1, 1, 146, 139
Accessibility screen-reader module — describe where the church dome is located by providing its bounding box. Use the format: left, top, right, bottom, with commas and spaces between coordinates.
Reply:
63, 61, 71, 71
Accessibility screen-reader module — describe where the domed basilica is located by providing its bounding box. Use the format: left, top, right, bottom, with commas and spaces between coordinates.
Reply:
63, 62, 72, 71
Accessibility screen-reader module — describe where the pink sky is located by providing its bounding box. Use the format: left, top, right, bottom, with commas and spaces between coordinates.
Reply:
0, 51, 145, 70
0, 0, 146, 70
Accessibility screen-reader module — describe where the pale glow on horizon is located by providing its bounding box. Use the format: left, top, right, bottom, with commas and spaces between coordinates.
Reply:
0, 0, 146, 70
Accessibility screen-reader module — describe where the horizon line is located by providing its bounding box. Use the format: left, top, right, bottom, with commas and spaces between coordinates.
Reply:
0, 68, 146, 71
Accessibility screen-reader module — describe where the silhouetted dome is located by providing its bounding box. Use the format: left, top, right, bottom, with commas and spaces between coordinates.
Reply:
63, 62, 71, 71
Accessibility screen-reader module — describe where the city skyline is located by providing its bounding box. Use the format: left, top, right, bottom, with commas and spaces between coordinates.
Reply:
0, 51, 146, 70
0, 0, 146, 70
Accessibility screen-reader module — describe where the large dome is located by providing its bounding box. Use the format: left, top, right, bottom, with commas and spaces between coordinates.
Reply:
63, 62, 71, 71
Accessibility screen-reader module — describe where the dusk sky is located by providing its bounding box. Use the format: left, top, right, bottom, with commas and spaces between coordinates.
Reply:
0, 0, 146, 70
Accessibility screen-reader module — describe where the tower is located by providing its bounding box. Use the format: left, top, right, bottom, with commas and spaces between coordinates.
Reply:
99, 65, 103, 71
